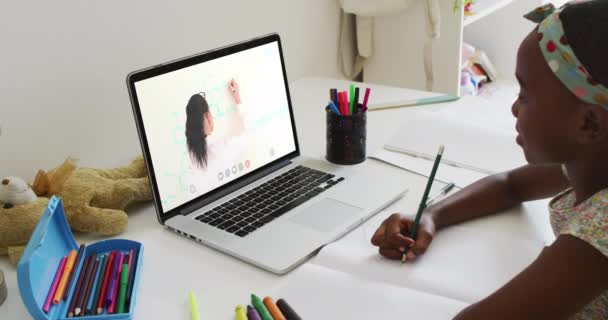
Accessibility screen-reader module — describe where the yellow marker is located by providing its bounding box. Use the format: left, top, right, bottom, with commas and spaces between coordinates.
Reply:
189, 291, 200, 320
235, 304, 248, 320
53, 249, 77, 304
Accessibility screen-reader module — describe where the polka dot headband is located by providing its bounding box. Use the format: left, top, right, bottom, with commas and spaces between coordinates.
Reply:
525, 2, 608, 108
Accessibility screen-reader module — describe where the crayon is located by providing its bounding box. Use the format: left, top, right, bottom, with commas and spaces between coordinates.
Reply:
247, 305, 262, 320
235, 305, 248, 320
277, 298, 302, 320
263, 296, 286, 320
251, 294, 273, 320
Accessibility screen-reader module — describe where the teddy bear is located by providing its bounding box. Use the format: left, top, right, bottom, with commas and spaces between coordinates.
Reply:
0, 177, 38, 208
0, 157, 153, 265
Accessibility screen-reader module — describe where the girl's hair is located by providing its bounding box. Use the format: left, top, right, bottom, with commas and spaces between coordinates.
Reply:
185, 94, 210, 168
561, 0, 608, 86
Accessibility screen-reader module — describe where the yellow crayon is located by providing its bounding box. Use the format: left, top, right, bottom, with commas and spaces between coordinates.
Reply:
235, 304, 248, 320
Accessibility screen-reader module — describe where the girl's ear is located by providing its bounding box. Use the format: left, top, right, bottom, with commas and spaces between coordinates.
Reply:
578, 105, 608, 144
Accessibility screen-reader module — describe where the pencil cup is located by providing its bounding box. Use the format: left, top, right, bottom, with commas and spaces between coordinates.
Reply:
326, 105, 367, 165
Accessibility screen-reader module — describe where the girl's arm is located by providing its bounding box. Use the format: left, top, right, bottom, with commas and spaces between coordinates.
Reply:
430, 164, 569, 230
371, 164, 569, 259
453, 234, 608, 320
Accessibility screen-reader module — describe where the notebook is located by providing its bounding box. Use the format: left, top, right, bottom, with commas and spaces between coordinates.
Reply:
381, 111, 526, 175
276, 200, 552, 318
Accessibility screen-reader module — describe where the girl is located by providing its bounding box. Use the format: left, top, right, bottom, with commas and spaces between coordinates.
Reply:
371, 1, 608, 319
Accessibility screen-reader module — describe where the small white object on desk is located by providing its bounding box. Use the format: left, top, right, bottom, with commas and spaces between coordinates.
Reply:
0, 268, 6, 306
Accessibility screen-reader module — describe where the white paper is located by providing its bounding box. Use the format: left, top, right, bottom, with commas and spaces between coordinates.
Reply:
311, 204, 549, 303
383, 111, 527, 174
370, 148, 487, 188
278, 264, 468, 319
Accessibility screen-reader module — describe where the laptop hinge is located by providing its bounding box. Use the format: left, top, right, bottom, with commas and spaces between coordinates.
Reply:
179, 159, 293, 216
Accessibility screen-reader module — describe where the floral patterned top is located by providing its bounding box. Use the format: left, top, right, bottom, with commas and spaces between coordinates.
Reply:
549, 188, 608, 319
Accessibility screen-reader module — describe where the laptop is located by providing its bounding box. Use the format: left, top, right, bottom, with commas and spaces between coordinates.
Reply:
126, 33, 407, 274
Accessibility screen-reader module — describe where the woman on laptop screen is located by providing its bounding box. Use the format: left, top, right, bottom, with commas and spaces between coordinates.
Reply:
185, 78, 249, 194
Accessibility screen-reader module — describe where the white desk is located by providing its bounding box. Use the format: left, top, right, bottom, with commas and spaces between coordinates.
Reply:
0, 77, 551, 319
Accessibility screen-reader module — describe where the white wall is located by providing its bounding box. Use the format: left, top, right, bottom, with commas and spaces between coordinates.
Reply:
464, 0, 539, 81
0, 0, 342, 181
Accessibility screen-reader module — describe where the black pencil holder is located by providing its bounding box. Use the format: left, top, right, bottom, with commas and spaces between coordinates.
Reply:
325, 105, 367, 165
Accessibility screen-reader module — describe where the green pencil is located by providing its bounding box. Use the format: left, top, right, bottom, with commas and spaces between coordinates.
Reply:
116, 258, 129, 313
404, 145, 445, 263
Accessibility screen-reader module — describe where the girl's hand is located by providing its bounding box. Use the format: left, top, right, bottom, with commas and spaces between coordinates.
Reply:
370, 212, 436, 261
228, 78, 241, 104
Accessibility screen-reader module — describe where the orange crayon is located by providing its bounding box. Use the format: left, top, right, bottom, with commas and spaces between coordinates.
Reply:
263, 296, 286, 320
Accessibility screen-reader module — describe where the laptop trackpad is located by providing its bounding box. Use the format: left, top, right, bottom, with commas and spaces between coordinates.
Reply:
289, 198, 363, 233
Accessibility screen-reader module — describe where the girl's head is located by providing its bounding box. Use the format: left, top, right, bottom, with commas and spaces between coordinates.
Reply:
185, 93, 214, 168
513, 0, 608, 164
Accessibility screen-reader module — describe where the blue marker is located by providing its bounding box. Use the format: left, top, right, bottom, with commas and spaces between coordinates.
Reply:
328, 101, 341, 116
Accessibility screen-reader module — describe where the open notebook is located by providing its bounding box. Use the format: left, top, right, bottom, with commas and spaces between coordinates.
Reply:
276, 191, 552, 318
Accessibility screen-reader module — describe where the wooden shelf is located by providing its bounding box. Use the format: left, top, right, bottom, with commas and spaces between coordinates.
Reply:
464, 0, 515, 27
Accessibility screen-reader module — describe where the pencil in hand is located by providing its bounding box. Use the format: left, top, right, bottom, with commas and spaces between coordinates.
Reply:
402, 145, 445, 263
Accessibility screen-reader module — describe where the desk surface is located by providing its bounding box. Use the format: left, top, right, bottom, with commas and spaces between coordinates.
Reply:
0, 77, 546, 319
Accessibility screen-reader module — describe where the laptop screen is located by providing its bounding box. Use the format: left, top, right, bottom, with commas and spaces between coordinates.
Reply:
131, 38, 297, 214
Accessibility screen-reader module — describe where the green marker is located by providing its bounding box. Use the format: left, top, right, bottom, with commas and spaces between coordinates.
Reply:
117, 261, 129, 313
251, 294, 273, 320
349, 84, 355, 115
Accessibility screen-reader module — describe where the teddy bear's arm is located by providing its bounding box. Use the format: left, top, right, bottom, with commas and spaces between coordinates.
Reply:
88, 157, 148, 180
69, 206, 128, 235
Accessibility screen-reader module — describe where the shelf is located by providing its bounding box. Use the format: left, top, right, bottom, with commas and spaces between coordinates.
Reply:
463, 0, 515, 27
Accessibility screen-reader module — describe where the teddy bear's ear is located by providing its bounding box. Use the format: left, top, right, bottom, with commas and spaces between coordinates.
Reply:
32, 170, 50, 196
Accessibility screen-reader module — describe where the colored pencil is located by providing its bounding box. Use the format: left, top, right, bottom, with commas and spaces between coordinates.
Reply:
108, 253, 124, 313
125, 247, 139, 310
66, 255, 91, 317
80, 256, 103, 316
43, 257, 67, 313
97, 251, 116, 314
53, 249, 76, 304
75, 255, 97, 316
88, 254, 108, 315
63, 244, 84, 301
403, 145, 445, 263
117, 256, 130, 313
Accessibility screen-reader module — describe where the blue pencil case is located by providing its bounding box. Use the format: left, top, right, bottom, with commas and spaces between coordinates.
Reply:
17, 196, 143, 320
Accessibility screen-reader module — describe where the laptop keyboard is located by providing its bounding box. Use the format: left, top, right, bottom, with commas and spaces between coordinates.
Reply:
193, 165, 345, 237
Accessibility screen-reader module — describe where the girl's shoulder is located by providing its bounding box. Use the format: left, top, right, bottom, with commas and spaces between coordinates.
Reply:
550, 188, 608, 257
